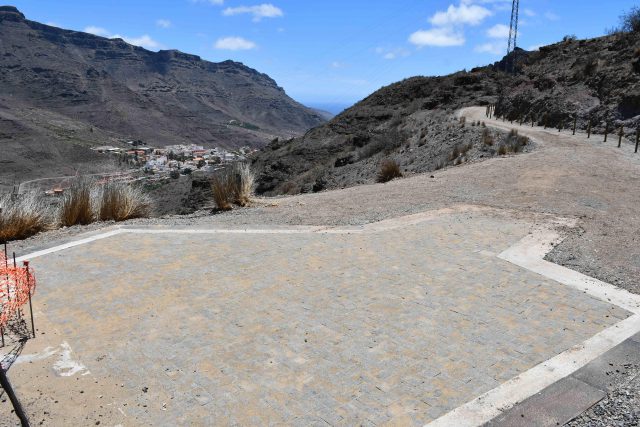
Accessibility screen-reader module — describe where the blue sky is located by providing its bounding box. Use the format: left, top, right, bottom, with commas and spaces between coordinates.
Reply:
9, 0, 639, 111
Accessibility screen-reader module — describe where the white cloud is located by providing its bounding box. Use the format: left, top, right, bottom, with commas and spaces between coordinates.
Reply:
486, 23, 510, 38
156, 19, 172, 29
83, 26, 161, 50
119, 35, 161, 50
214, 36, 257, 50
375, 47, 411, 60
429, 3, 493, 27
545, 12, 560, 21
222, 4, 283, 22
408, 1, 493, 49
475, 41, 505, 55
409, 27, 465, 47
84, 26, 110, 37
523, 8, 536, 17
331, 61, 345, 69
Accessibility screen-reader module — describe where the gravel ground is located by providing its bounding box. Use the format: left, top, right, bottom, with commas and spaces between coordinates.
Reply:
5, 107, 640, 424
567, 365, 640, 426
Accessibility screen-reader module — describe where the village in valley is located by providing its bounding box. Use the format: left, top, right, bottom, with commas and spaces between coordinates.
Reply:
92, 142, 256, 176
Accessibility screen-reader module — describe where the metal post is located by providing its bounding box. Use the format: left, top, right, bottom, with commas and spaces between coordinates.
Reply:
532, 116, 534, 127
604, 123, 608, 142
24, 262, 35, 339
573, 116, 577, 135
636, 129, 639, 153
587, 121, 591, 138
0, 365, 30, 427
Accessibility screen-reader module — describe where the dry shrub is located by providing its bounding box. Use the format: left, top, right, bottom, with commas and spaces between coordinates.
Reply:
498, 144, 508, 155
97, 182, 153, 221
459, 116, 466, 127
0, 192, 53, 242
59, 178, 94, 226
482, 128, 494, 146
211, 163, 255, 210
449, 146, 461, 161
377, 159, 403, 183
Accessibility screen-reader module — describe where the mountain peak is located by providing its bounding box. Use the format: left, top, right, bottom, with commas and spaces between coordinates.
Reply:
0, 5, 25, 20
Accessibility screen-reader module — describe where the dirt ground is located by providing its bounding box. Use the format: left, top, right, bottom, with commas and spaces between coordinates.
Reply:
11, 107, 640, 296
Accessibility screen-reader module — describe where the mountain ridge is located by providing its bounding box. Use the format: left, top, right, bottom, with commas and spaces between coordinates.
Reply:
252, 30, 640, 195
0, 6, 325, 189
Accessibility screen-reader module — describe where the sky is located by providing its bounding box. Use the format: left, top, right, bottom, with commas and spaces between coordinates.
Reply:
9, 0, 640, 112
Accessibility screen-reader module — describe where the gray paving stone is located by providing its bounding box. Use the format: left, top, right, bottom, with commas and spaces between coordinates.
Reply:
26, 213, 628, 425
486, 377, 606, 427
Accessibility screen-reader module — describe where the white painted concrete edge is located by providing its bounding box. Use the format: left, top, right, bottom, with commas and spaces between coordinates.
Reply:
426, 227, 640, 427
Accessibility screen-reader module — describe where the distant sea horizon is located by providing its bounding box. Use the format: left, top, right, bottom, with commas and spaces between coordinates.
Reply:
305, 102, 353, 115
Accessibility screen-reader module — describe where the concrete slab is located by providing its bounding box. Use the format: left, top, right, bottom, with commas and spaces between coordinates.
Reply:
485, 377, 605, 427
572, 339, 640, 392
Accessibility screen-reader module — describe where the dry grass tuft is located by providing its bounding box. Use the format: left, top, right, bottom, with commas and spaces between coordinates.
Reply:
211, 163, 255, 210
59, 178, 94, 227
377, 159, 403, 183
97, 182, 153, 221
482, 128, 494, 146
0, 192, 54, 242
234, 163, 255, 207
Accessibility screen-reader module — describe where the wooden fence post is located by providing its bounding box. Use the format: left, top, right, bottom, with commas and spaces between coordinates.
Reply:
618, 126, 624, 148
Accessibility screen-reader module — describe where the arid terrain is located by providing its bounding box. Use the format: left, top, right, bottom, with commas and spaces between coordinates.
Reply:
0, 6, 325, 190
2, 3, 640, 425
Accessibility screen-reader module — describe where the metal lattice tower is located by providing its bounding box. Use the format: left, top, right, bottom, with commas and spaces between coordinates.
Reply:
506, 0, 520, 73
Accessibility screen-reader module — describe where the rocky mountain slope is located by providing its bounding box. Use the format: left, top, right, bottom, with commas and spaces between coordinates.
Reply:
253, 30, 640, 196
0, 6, 324, 190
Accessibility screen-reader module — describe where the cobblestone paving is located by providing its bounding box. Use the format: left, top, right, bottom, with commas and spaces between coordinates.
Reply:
27, 213, 629, 425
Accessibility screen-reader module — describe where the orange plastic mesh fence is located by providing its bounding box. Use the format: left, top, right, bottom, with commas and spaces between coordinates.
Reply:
0, 253, 36, 328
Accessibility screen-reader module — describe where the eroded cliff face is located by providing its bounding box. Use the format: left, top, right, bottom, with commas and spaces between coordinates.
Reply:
0, 6, 325, 188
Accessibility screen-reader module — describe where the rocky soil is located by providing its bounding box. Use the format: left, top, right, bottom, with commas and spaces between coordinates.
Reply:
253, 111, 532, 195
567, 365, 640, 426
252, 31, 640, 196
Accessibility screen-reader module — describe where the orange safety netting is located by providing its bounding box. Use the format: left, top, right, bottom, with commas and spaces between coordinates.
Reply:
0, 253, 36, 328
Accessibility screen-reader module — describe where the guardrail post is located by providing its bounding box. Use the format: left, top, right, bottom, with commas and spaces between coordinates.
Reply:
618, 126, 623, 148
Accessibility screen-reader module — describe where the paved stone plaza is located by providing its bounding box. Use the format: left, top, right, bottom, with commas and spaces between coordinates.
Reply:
8, 211, 630, 425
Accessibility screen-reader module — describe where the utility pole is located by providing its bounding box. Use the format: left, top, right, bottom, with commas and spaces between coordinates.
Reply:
506, 0, 520, 74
